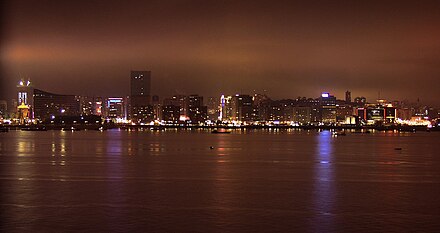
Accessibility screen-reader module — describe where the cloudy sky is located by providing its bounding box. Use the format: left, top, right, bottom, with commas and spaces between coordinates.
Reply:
1, 0, 440, 105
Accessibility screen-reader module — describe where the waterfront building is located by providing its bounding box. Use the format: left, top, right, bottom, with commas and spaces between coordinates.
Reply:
162, 105, 181, 123
231, 94, 253, 121
293, 106, 312, 125
106, 97, 125, 119
79, 96, 94, 115
94, 97, 103, 116
152, 95, 161, 120
17, 102, 30, 125
33, 89, 80, 121
206, 97, 219, 121
187, 95, 207, 123
319, 92, 337, 124
17, 80, 34, 118
336, 104, 354, 123
220, 95, 234, 121
130, 71, 151, 123
357, 104, 396, 125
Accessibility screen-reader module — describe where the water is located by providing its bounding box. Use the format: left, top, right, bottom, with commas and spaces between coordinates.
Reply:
1, 129, 440, 232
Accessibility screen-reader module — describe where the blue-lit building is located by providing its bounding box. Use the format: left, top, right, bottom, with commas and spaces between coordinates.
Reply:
106, 97, 125, 119
319, 92, 337, 124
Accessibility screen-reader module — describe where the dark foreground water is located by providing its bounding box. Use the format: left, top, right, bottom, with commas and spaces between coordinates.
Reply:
1, 129, 440, 232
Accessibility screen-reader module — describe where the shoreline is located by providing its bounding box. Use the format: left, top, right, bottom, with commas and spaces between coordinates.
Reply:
1, 124, 436, 132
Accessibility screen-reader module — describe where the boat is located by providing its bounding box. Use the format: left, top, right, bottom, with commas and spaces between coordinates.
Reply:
332, 131, 346, 136
211, 129, 231, 134
0, 127, 9, 132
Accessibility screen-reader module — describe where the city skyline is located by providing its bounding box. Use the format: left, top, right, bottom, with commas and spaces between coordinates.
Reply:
2, 1, 440, 105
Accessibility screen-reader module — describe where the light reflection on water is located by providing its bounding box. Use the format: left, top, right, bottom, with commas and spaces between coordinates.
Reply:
1, 130, 440, 232
312, 130, 335, 232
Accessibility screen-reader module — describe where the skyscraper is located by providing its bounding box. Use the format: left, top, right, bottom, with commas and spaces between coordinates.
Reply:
130, 71, 152, 123
345, 91, 351, 103
130, 71, 151, 96
319, 92, 337, 124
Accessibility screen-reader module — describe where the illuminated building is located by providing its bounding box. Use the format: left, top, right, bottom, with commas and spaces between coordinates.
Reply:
94, 97, 103, 116
130, 71, 151, 96
293, 106, 312, 125
319, 92, 337, 124
79, 96, 94, 115
354, 96, 367, 107
206, 97, 219, 121
0, 100, 7, 117
336, 105, 354, 123
357, 104, 396, 125
148, 95, 161, 120
33, 89, 80, 121
231, 94, 253, 121
17, 79, 34, 118
220, 95, 234, 121
130, 71, 152, 123
106, 97, 125, 119
187, 95, 207, 123
268, 103, 284, 121
17, 102, 30, 125
162, 105, 180, 123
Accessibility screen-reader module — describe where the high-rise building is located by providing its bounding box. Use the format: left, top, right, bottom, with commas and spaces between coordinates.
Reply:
130, 71, 151, 96
293, 106, 312, 125
220, 95, 233, 121
206, 97, 219, 121
231, 94, 253, 121
106, 97, 125, 119
187, 95, 207, 123
162, 105, 180, 123
17, 80, 34, 118
345, 91, 351, 103
130, 71, 152, 123
320, 92, 337, 124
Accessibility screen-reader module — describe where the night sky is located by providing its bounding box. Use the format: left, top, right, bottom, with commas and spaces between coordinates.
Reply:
1, 0, 440, 105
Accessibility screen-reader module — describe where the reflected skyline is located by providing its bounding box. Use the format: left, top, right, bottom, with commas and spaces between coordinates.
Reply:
1, 129, 440, 231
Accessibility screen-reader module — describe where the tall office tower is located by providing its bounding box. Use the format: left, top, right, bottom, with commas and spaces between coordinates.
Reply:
206, 97, 219, 121
186, 95, 207, 123
17, 79, 34, 118
131, 71, 151, 96
231, 94, 253, 121
130, 71, 152, 123
319, 92, 337, 124
345, 91, 351, 103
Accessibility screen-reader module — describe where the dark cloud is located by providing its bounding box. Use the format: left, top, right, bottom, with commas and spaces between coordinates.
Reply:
1, 0, 440, 105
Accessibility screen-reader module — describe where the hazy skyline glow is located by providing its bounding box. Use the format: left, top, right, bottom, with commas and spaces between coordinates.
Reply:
1, 0, 440, 105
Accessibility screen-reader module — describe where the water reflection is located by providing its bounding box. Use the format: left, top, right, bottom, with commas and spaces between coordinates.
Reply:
105, 132, 125, 229
50, 136, 66, 165
312, 130, 335, 231
17, 140, 35, 156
